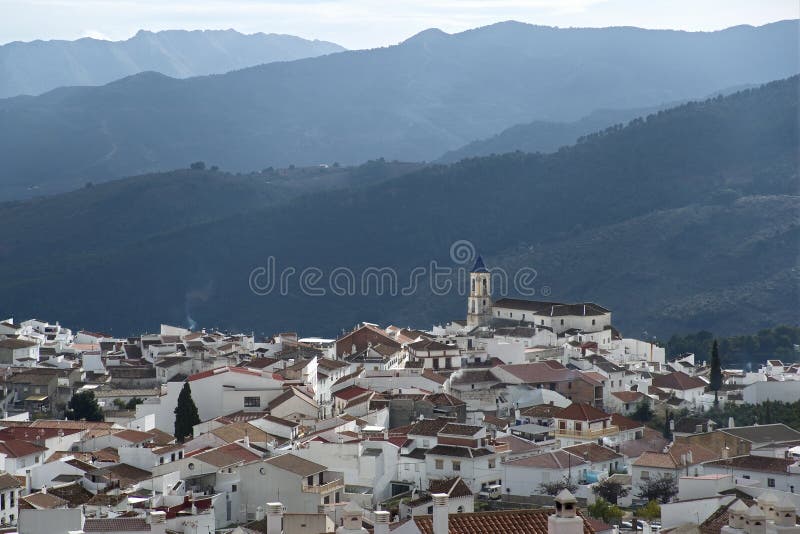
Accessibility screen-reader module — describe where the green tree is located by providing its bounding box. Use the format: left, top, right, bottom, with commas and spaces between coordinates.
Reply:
189, 161, 206, 170
663, 410, 672, 440
710, 339, 722, 406
632, 399, 654, 422
636, 500, 661, 521
174, 383, 200, 442
67, 391, 104, 422
588, 498, 624, 524
538, 476, 578, 496
126, 397, 144, 410
637, 475, 678, 504
592, 479, 630, 505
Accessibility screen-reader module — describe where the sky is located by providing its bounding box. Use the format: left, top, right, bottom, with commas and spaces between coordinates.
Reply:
1, 0, 797, 49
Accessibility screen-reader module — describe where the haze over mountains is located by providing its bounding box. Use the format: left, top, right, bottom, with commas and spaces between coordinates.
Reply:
0, 76, 796, 338
0, 29, 345, 98
0, 20, 797, 201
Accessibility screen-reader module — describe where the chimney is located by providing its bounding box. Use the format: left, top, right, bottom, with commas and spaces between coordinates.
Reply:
548, 490, 584, 534
149, 511, 167, 534
432, 493, 449, 534
266, 502, 283, 534
722, 446, 729, 460
255, 506, 265, 521
374, 510, 391, 534
744, 504, 766, 534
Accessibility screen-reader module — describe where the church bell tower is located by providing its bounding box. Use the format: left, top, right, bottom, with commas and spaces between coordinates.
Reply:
467, 255, 492, 328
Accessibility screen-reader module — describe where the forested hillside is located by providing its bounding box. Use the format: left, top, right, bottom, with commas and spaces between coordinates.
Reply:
0, 77, 796, 337
0, 20, 796, 200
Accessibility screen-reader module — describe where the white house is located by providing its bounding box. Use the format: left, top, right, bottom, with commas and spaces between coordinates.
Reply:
703, 455, 800, 493
135, 366, 287, 432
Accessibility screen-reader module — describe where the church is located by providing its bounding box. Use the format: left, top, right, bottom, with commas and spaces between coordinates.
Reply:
466, 256, 612, 335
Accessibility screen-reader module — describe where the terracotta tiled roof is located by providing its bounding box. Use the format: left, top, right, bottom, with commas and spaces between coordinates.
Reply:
209, 422, 270, 444
429, 477, 473, 498
705, 454, 795, 474
632, 451, 680, 469
266, 453, 326, 477
0, 472, 21, 491
494, 435, 539, 455
413, 508, 595, 534
651, 371, 706, 391
83, 518, 151, 532
21, 491, 69, 509
439, 423, 482, 437
112, 429, 153, 444
333, 385, 371, 401
408, 418, 452, 437
425, 392, 465, 406
47, 482, 93, 507
187, 366, 263, 382
610, 413, 644, 431
520, 404, 562, 418
563, 443, 623, 463
611, 391, 645, 402
194, 442, 260, 468
505, 450, 588, 469
554, 403, 610, 422
0, 439, 47, 458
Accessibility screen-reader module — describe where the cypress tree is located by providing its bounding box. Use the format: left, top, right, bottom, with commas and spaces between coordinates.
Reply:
663, 410, 671, 440
710, 339, 722, 406
174, 382, 200, 442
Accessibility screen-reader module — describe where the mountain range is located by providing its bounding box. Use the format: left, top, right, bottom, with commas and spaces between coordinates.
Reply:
0, 76, 796, 338
0, 29, 344, 98
0, 20, 796, 201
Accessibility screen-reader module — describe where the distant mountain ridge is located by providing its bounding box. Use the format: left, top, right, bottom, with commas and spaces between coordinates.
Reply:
0, 29, 345, 98
0, 76, 796, 338
437, 83, 758, 162
0, 20, 796, 200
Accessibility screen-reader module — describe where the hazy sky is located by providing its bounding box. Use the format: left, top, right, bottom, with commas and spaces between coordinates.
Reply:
1, 0, 797, 49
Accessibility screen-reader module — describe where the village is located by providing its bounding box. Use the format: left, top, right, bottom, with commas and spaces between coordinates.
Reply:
0, 258, 798, 534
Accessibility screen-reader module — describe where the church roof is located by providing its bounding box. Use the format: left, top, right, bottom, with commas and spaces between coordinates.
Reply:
471, 256, 489, 273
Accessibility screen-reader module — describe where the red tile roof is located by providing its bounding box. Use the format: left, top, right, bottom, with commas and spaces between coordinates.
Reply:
651, 371, 706, 391
610, 413, 645, 431
187, 366, 264, 382
0, 439, 47, 458
611, 391, 646, 403
194, 442, 260, 468
333, 385, 371, 401
554, 403, 610, 422
413, 508, 595, 534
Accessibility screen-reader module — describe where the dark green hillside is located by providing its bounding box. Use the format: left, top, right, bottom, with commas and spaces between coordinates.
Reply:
0, 77, 796, 336
0, 20, 796, 200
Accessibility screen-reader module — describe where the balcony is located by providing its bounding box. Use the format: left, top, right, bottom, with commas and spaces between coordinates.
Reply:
555, 425, 619, 439
302, 477, 344, 494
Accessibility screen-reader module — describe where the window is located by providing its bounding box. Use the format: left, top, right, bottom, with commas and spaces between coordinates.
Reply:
435, 459, 444, 470
641, 471, 650, 479
452, 461, 461, 471
488, 459, 496, 469
1, 493, 5, 510
768, 478, 776, 488
231, 484, 237, 492
243, 396, 261, 408
592, 319, 596, 325
560, 319, 564, 325
159, 457, 165, 465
